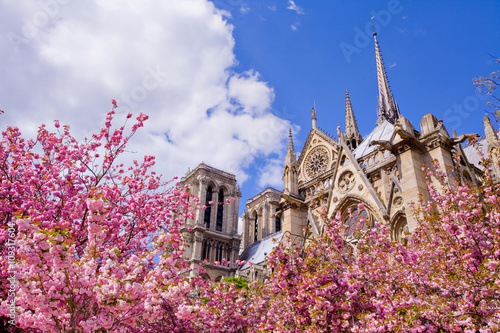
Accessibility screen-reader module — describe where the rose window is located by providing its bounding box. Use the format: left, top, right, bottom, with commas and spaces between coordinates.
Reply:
344, 207, 370, 238
305, 146, 329, 179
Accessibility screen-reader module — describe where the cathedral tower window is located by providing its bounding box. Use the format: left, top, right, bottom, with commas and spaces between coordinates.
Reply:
275, 209, 281, 233
215, 243, 223, 262
202, 240, 210, 261
254, 214, 259, 242
204, 186, 213, 228
216, 189, 224, 231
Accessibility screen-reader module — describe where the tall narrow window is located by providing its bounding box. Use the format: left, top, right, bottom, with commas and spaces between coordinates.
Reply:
275, 209, 281, 233
254, 214, 258, 242
202, 241, 210, 261
215, 243, 223, 262
204, 186, 212, 228
216, 189, 224, 231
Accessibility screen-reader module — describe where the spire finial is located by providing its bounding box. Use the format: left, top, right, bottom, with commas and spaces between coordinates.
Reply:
374, 32, 401, 125
283, 129, 298, 195
312, 107, 317, 129
288, 128, 295, 153
285, 128, 297, 168
344, 90, 362, 149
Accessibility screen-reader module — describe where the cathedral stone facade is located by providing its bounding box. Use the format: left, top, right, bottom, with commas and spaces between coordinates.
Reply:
180, 163, 241, 281
181, 32, 497, 282
237, 32, 493, 281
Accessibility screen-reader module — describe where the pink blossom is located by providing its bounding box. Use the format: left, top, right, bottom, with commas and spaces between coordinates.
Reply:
16, 218, 31, 231
86, 198, 104, 212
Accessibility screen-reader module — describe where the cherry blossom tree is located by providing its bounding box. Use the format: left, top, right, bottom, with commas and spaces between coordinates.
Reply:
474, 57, 500, 117
0, 103, 199, 332
1, 102, 499, 332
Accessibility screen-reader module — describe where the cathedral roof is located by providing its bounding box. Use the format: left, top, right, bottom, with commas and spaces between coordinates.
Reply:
462, 135, 489, 170
353, 120, 394, 159
239, 231, 283, 270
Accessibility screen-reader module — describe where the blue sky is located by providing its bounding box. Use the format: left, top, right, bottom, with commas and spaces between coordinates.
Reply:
0, 0, 499, 217
222, 0, 500, 203
228, 0, 499, 136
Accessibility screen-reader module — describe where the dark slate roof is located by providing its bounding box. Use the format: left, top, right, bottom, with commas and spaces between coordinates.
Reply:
239, 231, 283, 270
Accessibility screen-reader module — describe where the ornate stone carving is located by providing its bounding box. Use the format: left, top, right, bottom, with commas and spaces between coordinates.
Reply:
369, 172, 381, 182
304, 146, 329, 179
358, 184, 363, 191
393, 196, 403, 207
394, 220, 409, 244
338, 171, 355, 193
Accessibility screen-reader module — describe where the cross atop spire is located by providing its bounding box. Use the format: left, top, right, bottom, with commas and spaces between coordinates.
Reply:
373, 32, 401, 125
345, 90, 363, 149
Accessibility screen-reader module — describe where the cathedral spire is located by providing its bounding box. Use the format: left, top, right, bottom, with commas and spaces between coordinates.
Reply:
287, 128, 295, 153
373, 32, 401, 125
285, 129, 296, 166
284, 129, 298, 195
312, 107, 317, 129
345, 90, 362, 149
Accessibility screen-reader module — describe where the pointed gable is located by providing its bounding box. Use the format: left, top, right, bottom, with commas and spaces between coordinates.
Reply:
297, 127, 338, 184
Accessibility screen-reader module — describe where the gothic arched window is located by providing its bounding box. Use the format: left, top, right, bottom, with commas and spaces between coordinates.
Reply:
254, 214, 259, 242
275, 209, 281, 233
216, 189, 224, 231
202, 240, 210, 261
204, 186, 212, 228
215, 243, 223, 262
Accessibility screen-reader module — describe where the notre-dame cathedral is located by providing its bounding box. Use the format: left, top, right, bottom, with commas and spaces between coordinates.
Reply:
180, 32, 499, 282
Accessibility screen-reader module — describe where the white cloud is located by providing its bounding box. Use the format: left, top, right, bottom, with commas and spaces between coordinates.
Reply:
257, 158, 284, 188
268, 5, 277, 12
389, 62, 397, 68
291, 24, 298, 31
240, 4, 250, 14
287, 0, 304, 14
0, 0, 291, 186
228, 70, 275, 115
